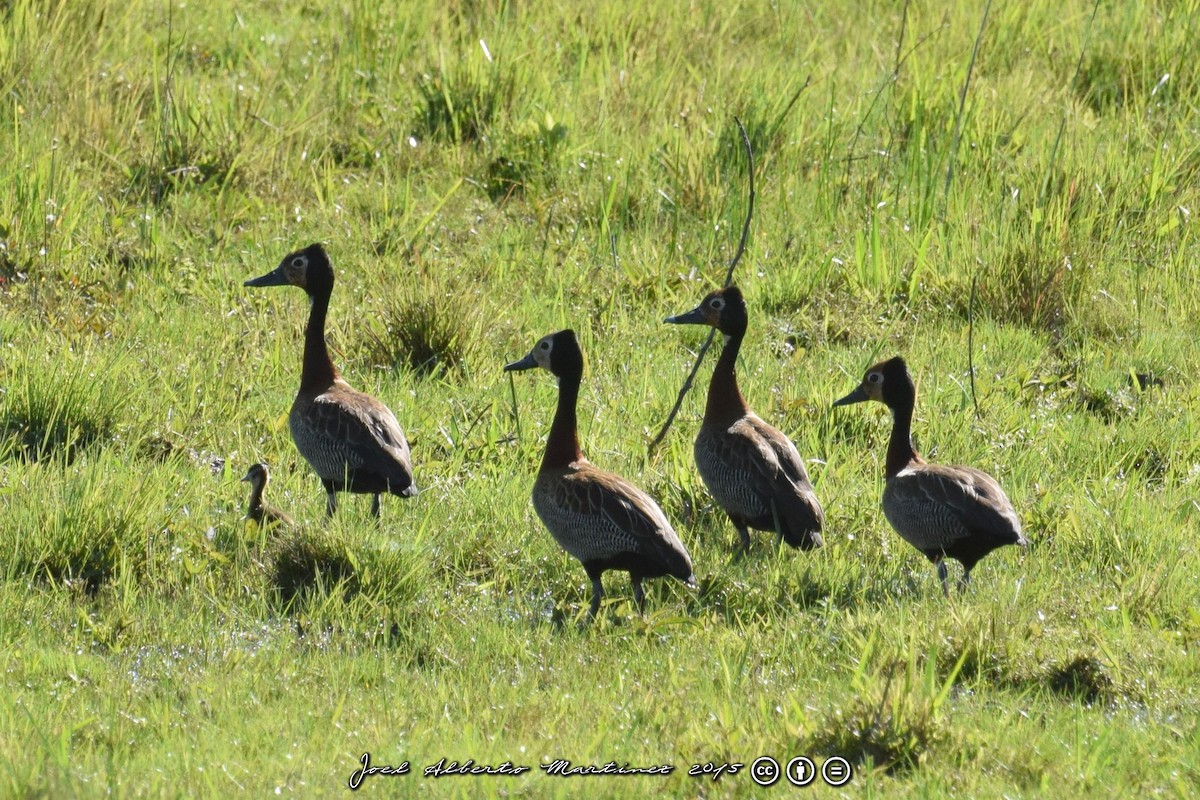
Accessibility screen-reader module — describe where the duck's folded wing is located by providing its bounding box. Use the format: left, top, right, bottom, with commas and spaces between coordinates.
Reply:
565, 469, 692, 570
732, 417, 824, 524
306, 392, 414, 487
903, 464, 1022, 544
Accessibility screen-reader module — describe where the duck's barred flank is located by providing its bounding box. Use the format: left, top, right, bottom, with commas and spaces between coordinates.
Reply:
666, 285, 824, 551
833, 356, 1027, 595
244, 244, 417, 519
505, 329, 697, 619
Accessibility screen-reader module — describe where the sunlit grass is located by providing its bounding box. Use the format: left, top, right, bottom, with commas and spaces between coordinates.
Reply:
1, 0, 1199, 796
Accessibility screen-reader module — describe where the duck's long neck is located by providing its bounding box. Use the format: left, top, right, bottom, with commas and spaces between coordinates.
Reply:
542, 368, 584, 470
246, 482, 265, 522
885, 397, 923, 477
300, 289, 339, 391
704, 327, 750, 426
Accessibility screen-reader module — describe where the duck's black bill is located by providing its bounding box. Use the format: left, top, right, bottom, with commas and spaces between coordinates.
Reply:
832, 386, 869, 407
664, 306, 705, 325
244, 266, 288, 288
504, 354, 538, 372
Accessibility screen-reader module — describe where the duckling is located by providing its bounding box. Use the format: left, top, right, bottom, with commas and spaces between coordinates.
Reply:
244, 244, 416, 518
241, 462, 295, 528
665, 286, 824, 551
833, 356, 1026, 594
505, 329, 698, 618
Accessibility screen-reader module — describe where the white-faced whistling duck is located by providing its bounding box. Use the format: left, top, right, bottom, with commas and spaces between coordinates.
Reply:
241, 462, 295, 528
245, 243, 416, 518
505, 329, 698, 618
833, 356, 1027, 595
666, 286, 825, 551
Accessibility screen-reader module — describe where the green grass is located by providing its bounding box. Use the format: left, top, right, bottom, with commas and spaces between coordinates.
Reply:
2, 0, 1200, 796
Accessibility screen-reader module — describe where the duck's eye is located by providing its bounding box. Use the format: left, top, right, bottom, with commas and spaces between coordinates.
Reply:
539, 341, 550, 351
867, 372, 882, 384
709, 297, 725, 310
290, 256, 307, 269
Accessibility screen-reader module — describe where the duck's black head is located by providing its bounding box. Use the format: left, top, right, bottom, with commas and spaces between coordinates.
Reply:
504, 329, 584, 381
665, 285, 748, 336
244, 243, 333, 298
833, 356, 916, 410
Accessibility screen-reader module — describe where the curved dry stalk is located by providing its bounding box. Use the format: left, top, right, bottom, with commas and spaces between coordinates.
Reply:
650, 117, 755, 451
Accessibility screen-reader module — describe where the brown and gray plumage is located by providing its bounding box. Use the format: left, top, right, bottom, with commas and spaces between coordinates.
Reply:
240, 462, 295, 528
833, 356, 1026, 594
505, 329, 697, 618
244, 244, 416, 518
665, 286, 824, 551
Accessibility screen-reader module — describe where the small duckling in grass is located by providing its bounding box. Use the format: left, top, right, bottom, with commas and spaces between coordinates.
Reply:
241, 462, 295, 528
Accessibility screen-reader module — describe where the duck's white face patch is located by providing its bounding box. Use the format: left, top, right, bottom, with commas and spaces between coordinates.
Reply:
863, 370, 885, 401
533, 336, 554, 370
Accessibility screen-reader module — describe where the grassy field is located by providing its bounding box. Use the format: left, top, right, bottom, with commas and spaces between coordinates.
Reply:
2, 0, 1200, 796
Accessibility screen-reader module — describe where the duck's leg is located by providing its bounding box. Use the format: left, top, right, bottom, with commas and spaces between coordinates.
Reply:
631, 575, 646, 615
322, 479, 338, 517
958, 568, 972, 594
588, 574, 604, 620
937, 560, 950, 597
731, 516, 752, 552
371, 493, 381, 519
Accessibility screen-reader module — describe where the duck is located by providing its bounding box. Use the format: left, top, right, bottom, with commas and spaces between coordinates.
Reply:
833, 356, 1027, 594
505, 329, 698, 618
244, 243, 416, 518
240, 462, 295, 528
665, 286, 824, 551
